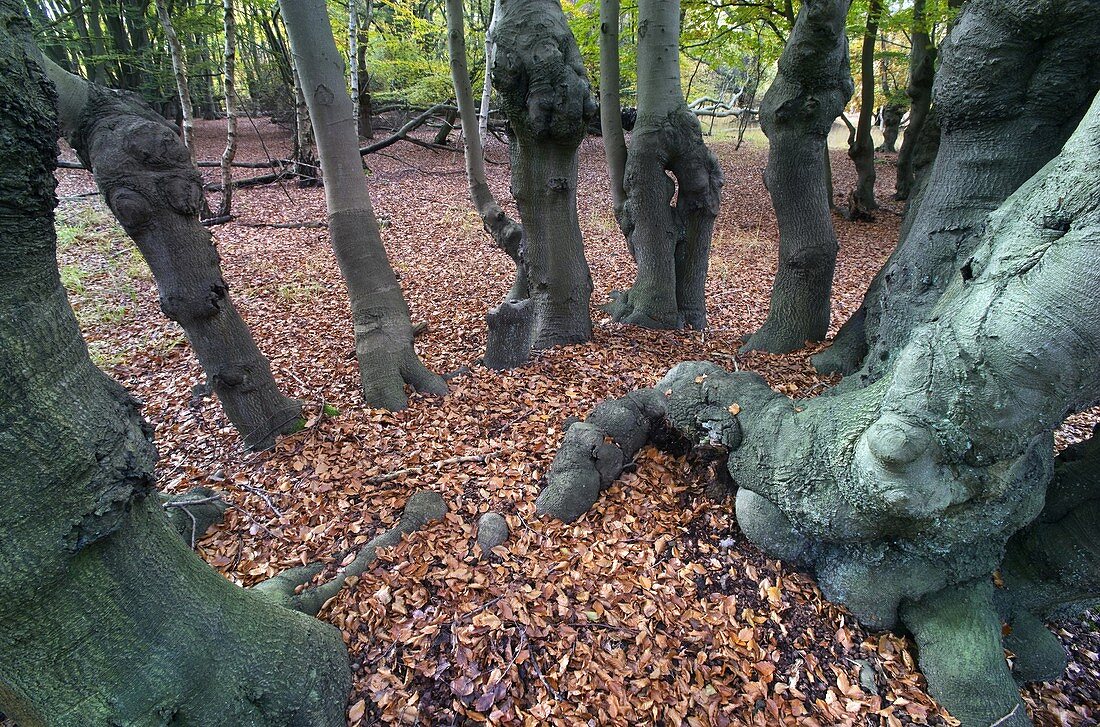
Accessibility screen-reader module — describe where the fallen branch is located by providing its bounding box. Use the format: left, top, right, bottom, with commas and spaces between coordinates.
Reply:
364, 452, 494, 485
238, 220, 325, 229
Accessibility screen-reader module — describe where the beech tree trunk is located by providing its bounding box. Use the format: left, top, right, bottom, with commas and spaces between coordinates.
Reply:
604, 0, 723, 330
279, 0, 447, 409
44, 61, 302, 450
292, 63, 319, 185
844, 0, 882, 220
815, 0, 1100, 380
599, 0, 627, 224
550, 88, 1100, 725
154, 0, 194, 162
218, 0, 237, 218
490, 0, 595, 350
445, 0, 528, 368
894, 0, 933, 200
0, 9, 350, 723
740, 0, 853, 354
877, 102, 904, 153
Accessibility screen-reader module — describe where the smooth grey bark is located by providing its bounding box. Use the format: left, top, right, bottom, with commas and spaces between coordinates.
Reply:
740, 0, 853, 354
292, 63, 319, 185
814, 0, 1100, 379
845, 0, 882, 220
604, 0, 723, 330
894, 0, 933, 200
44, 60, 302, 450
153, 0, 194, 162
0, 10, 350, 722
491, 0, 595, 350
280, 0, 447, 409
599, 0, 627, 223
445, 0, 529, 368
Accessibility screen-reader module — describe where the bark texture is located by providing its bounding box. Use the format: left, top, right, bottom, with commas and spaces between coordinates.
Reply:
877, 103, 904, 153
605, 0, 722, 330
555, 90, 1100, 725
817, 0, 1100, 380
219, 0, 238, 217
280, 0, 447, 409
491, 0, 595, 349
44, 61, 301, 450
740, 0, 853, 353
154, 0, 194, 162
0, 11, 350, 722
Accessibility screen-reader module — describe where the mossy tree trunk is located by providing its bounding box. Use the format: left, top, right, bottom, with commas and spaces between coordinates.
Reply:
604, 0, 723, 330
43, 60, 302, 450
815, 0, 1100, 379
490, 0, 595, 351
555, 88, 1100, 725
279, 0, 447, 409
0, 7, 351, 722
740, 0, 853, 354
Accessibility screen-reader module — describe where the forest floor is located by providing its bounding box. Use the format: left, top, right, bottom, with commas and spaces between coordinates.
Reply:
53, 118, 1099, 727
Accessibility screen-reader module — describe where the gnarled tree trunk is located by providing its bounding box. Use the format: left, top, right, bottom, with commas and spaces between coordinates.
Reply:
604, 0, 723, 330
814, 0, 1100, 379
279, 0, 447, 409
740, 0, 853, 354
0, 10, 350, 722
549, 88, 1100, 725
844, 0, 882, 220
490, 0, 595, 350
44, 61, 302, 450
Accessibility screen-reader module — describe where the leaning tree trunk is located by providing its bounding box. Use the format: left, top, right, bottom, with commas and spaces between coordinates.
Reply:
599, 0, 627, 225
894, 0, 934, 201
546, 89, 1100, 726
815, 0, 1100, 381
43, 61, 302, 450
604, 0, 723, 330
0, 10, 350, 723
279, 0, 447, 409
154, 0, 195, 162
844, 0, 882, 221
739, 0, 853, 354
490, 0, 595, 350
445, 0, 528, 368
218, 0, 237, 218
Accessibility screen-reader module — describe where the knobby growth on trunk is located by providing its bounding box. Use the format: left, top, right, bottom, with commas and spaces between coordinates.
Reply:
543, 90, 1100, 726
814, 0, 1100, 379
894, 0, 933, 201
444, 0, 529, 369
489, 0, 595, 351
740, 0, 853, 354
280, 0, 447, 410
604, 0, 723, 330
0, 10, 350, 721
844, 0, 882, 221
43, 60, 302, 450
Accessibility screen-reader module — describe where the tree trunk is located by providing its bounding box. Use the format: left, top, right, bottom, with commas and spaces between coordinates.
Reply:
604, 0, 723, 330
432, 106, 457, 145
292, 63, 319, 185
844, 0, 882, 220
894, 0, 933, 200
554, 88, 1100, 725
279, 0, 447, 409
739, 0, 853, 354
829, 0, 1100, 384
877, 102, 904, 153
218, 0, 237, 218
599, 0, 627, 224
357, 0, 373, 138
491, 0, 595, 350
154, 0, 195, 163
477, 7, 494, 143
349, 0, 360, 138
0, 10, 350, 723
45, 60, 303, 450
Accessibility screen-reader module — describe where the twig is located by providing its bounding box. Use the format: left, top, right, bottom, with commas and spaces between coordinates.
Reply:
238, 220, 325, 229
237, 482, 284, 517
364, 452, 495, 485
